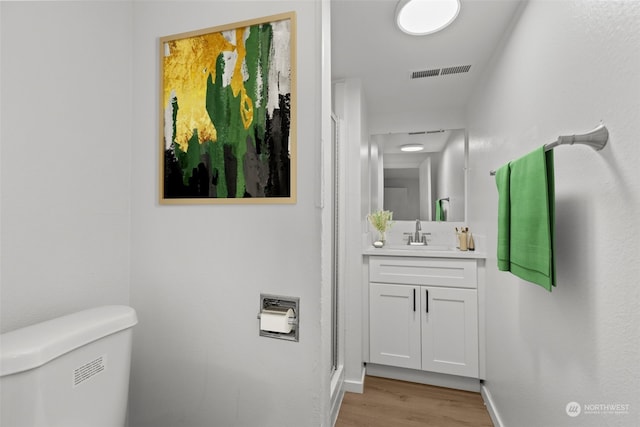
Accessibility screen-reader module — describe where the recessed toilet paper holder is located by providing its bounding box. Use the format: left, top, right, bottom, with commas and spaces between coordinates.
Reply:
257, 294, 299, 342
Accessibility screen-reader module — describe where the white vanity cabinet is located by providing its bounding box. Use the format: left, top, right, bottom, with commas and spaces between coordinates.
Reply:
368, 256, 480, 378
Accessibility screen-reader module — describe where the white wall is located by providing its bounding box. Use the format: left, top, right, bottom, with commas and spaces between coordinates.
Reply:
2, 2, 330, 425
467, 1, 640, 426
321, 1, 337, 424
129, 2, 327, 426
0, 1, 132, 332
437, 131, 465, 222
333, 79, 367, 392
418, 156, 432, 220
369, 136, 383, 212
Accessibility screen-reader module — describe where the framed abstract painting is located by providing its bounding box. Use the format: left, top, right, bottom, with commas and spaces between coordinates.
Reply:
159, 12, 296, 204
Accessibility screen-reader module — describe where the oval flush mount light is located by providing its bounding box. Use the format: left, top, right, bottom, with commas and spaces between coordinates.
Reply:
396, 0, 461, 36
400, 144, 425, 152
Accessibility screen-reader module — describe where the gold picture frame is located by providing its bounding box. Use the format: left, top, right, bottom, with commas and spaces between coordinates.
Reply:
159, 12, 296, 204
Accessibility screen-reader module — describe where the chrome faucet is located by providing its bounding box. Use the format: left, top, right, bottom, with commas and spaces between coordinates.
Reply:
414, 219, 421, 243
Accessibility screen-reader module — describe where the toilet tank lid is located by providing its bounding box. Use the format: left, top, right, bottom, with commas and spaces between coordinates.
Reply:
0, 305, 138, 377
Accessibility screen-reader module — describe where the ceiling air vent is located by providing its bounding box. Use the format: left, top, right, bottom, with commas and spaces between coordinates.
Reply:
410, 64, 472, 79
441, 64, 472, 75
411, 68, 440, 79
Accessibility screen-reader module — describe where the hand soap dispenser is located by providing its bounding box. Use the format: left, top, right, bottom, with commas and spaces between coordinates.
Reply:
459, 229, 468, 251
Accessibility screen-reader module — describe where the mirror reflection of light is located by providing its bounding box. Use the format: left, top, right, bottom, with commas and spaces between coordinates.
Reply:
400, 144, 425, 152
396, 0, 461, 36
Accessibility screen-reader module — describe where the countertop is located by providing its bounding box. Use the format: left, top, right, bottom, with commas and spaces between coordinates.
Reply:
363, 246, 486, 259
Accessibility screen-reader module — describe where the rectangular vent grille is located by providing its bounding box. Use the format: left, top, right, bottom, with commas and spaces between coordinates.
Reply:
441, 64, 472, 75
411, 64, 472, 79
411, 69, 440, 79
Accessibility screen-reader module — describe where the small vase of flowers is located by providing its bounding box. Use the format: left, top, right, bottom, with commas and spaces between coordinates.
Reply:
367, 210, 394, 248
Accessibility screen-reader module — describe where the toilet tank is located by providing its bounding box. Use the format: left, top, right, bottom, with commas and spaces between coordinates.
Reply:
0, 305, 138, 427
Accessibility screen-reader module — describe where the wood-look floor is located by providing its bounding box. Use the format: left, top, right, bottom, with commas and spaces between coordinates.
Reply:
335, 376, 493, 427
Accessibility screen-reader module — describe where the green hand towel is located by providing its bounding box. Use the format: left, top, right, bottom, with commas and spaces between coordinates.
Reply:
435, 199, 444, 221
495, 164, 511, 271
496, 146, 556, 291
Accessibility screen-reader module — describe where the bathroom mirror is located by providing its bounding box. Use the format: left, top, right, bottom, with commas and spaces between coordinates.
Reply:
370, 128, 467, 222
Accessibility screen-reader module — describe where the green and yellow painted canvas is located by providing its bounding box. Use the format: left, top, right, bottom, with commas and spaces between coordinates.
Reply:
160, 13, 295, 203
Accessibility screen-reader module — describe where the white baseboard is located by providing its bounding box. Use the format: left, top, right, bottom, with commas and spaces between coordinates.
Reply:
330, 366, 345, 427
342, 365, 365, 394
481, 383, 504, 427
330, 387, 345, 427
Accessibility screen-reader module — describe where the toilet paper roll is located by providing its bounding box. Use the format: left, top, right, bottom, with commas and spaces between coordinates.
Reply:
260, 308, 294, 334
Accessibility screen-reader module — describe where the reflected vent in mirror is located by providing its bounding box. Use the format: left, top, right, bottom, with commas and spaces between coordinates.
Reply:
410, 64, 471, 79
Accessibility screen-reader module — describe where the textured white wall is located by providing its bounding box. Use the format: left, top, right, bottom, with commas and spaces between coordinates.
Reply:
129, 2, 326, 426
333, 79, 367, 392
467, 1, 640, 426
0, 2, 132, 332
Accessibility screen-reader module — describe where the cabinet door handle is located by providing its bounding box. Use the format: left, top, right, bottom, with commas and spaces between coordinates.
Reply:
413, 288, 416, 312
425, 289, 429, 313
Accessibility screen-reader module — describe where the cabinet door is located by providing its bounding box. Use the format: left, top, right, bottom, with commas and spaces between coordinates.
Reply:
370, 283, 421, 369
421, 287, 479, 378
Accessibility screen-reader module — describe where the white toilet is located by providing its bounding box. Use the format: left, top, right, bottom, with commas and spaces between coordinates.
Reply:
0, 305, 138, 427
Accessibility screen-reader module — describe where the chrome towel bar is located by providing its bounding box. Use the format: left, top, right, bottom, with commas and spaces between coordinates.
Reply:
489, 123, 608, 176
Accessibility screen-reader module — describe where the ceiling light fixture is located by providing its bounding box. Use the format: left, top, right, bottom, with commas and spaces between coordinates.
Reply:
396, 0, 461, 36
400, 144, 425, 152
